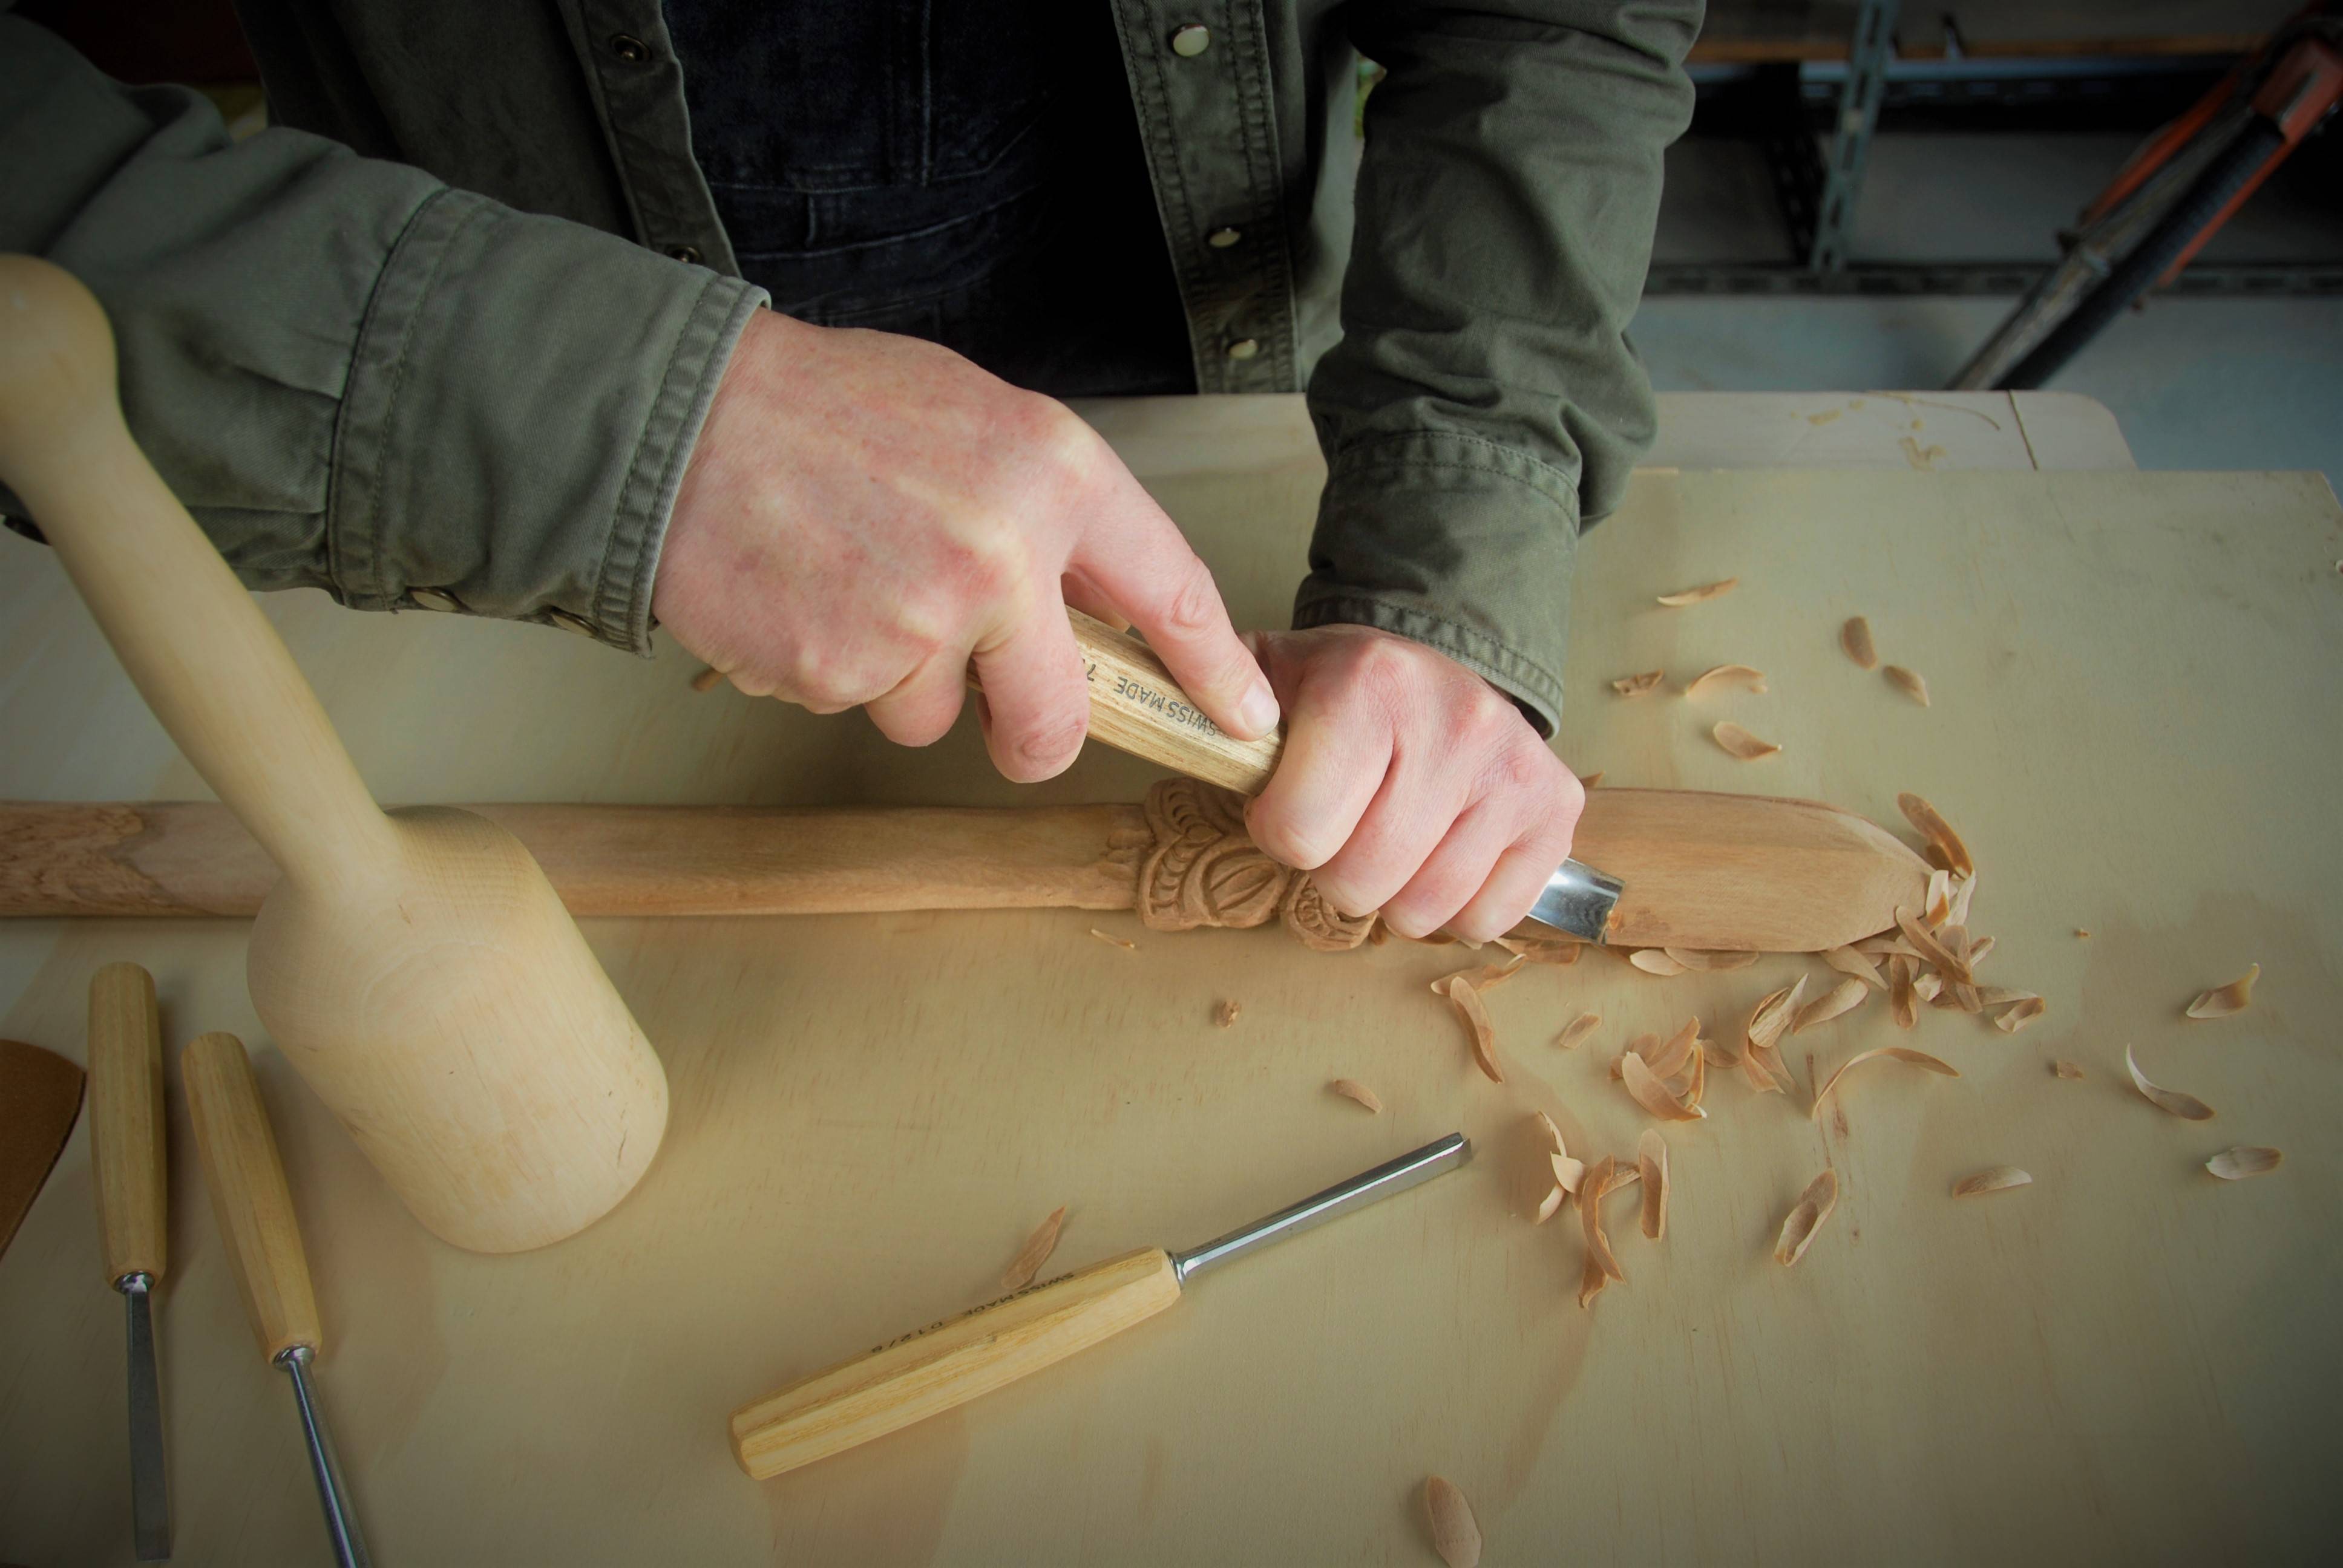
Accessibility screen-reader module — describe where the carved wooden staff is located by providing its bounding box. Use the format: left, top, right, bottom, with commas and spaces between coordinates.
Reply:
0, 782, 1928, 953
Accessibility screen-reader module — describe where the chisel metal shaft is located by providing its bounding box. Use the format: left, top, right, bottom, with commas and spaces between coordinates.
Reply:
731, 1132, 1472, 1479
90, 961, 171, 1561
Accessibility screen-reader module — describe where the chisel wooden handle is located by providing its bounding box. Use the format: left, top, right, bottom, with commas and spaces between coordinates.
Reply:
1062, 609, 1281, 794
182, 1032, 321, 1362
89, 961, 166, 1288
730, 1246, 1182, 1479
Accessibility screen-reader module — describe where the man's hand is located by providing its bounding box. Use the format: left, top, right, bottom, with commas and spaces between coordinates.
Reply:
654, 310, 1279, 780
1242, 627, 1583, 942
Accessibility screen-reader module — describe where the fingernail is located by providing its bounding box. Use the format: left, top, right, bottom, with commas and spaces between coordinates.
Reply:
1238, 680, 1280, 737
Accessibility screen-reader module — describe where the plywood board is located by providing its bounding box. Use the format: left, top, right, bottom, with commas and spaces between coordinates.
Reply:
1, 464, 2337, 1566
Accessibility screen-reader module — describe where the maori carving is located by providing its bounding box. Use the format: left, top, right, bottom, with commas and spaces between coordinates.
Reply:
1135, 778, 1377, 951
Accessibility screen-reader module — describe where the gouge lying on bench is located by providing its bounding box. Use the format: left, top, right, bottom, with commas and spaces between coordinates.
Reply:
730, 1133, 1470, 1479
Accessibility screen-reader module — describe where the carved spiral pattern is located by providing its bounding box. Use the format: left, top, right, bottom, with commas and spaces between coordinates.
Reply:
1135, 779, 1375, 950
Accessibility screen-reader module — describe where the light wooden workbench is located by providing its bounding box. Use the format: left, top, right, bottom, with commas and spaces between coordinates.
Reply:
4, 393, 2337, 1567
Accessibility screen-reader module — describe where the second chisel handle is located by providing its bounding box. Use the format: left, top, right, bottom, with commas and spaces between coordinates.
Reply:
182, 1031, 321, 1361
730, 1246, 1182, 1479
89, 961, 167, 1287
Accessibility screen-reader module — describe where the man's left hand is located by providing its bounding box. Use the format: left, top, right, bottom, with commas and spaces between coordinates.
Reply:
1239, 626, 1584, 942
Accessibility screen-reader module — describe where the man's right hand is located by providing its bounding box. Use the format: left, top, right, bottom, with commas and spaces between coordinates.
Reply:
653, 309, 1279, 780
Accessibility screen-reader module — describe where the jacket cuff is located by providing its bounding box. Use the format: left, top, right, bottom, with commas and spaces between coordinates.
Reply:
1294, 431, 1579, 736
331, 188, 766, 653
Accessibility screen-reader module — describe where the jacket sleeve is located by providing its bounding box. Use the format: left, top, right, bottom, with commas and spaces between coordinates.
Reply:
0, 15, 765, 652
1300, 1, 1699, 733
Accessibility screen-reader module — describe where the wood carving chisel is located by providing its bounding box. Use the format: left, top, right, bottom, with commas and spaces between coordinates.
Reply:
88, 961, 171, 1561
731, 1131, 1471, 1478
1015, 610, 1624, 940
181, 1032, 370, 1568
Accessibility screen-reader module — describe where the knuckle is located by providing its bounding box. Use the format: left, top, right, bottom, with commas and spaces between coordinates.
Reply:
1158, 557, 1221, 639
1008, 704, 1089, 776
1245, 806, 1328, 872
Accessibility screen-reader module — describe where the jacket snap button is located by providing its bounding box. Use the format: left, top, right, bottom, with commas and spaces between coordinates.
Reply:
1170, 25, 1211, 57
1225, 338, 1260, 361
609, 34, 651, 63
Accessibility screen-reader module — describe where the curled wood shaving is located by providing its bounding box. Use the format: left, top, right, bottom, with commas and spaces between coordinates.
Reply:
1823, 946, 1887, 990
1551, 1151, 1587, 1197
1534, 1184, 1567, 1224
1446, 979, 1504, 1085
1089, 927, 1138, 950
1951, 1166, 2033, 1197
1493, 938, 1578, 966
1424, 1475, 1483, 1568
1841, 616, 1878, 669
1663, 947, 1759, 972
2052, 1060, 2085, 1080
2205, 1146, 2282, 1181
689, 664, 725, 693
1656, 577, 1738, 606
1888, 955, 1917, 1030
1001, 1206, 1067, 1292
1621, 1050, 1706, 1122
1793, 976, 1869, 1034
1646, 1018, 1701, 1080
1896, 793, 1974, 877
1430, 956, 1527, 995
1939, 926, 1982, 1013
1992, 997, 2048, 1034
1912, 971, 1944, 1002
1554, 1011, 1602, 1050
1947, 875, 1979, 930
2185, 964, 2259, 1019
1712, 721, 1781, 761
1329, 1078, 1383, 1114
1896, 907, 1971, 984
1809, 1047, 1960, 1122
1965, 932, 1993, 965
1684, 664, 1768, 699
1611, 1033, 1657, 1080
1637, 1129, 1669, 1241
1214, 999, 1242, 1028
1702, 1028, 1743, 1068
1924, 869, 1953, 927
1884, 664, 1931, 707
1578, 1157, 1625, 1308
1533, 1111, 1564, 1153
2076, 928, 2091, 939
1773, 1169, 1839, 1268
1682, 1042, 1709, 1112
2125, 1045, 2213, 1121
1742, 978, 1807, 1094
1629, 949, 1690, 977
1853, 934, 1913, 957
1610, 671, 1666, 697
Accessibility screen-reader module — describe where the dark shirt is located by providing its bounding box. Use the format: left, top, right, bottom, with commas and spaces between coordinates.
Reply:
663, 0, 1196, 397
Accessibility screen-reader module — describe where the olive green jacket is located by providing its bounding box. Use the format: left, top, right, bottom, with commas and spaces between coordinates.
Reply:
0, 1, 1696, 733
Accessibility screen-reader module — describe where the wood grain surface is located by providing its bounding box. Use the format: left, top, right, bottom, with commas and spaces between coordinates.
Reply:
0, 413, 2336, 1565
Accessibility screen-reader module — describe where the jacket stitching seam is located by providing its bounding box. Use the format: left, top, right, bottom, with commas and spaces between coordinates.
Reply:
362, 190, 477, 607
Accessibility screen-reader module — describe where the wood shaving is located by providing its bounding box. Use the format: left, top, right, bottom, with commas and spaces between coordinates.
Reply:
1884, 665, 1931, 707
1578, 1157, 1625, 1308
1896, 907, 1971, 984
1712, 721, 1781, 761
1637, 1129, 1669, 1241
1992, 998, 2048, 1035
1646, 1018, 1701, 1080
689, 665, 725, 693
1896, 792, 1974, 877
1684, 664, 1768, 699
1533, 1111, 1564, 1153
1089, 927, 1138, 950
1888, 955, 1917, 1030
1214, 999, 1242, 1028
1000, 1206, 1067, 1292
1662, 947, 1759, 971
2205, 1146, 2282, 1181
1965, 932, 1993, 965
1424, 1475, 1483, 1568
1852, 934, 1913, 957
1610, 671, 1666, 697
2052, 1060, 2084, 1080
1823, 945, 1887, 990
1912, 971, 1944, 1002
1578, 771, 1604, 790
1680, 1043, 1709, 1111
1620, 1050, 1706, 1122
1550, 1151, 1586, 1197
1612, 1033, 1657, 1080
1742, 978, 1807, 1094
1951, 1166, 2033, 1197
1493, 938, 1579, 966
1810, 1047, 1960, 1122
2125, 1044, 2213, 1120
1702, 1029, 1743, 1068
1840, 616, 1878, 669
1947, 875, 1979, 930
1773, 1169, 1839, 1268
2076, 928, 2091, 939
1656, 577, 1738, 606
1329, 1078, 1382, 1114
1446, 979, 1504, 1084
2185, 964, 2259, 1019
1553, 1011, 1602, 1050
1924, 868, 1953, 927
1940, 925, 1982, 1013
1430, 956, 1527, 996
1628, 949, 1690, 976
1534, 1184, 1567, 1224
1793, 976, 1868, 1034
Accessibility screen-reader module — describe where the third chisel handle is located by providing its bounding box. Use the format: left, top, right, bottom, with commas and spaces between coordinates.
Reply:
181, 1032, 321, 1362
729, 1246, 1182, 1479
1064, 610, 1281, 794
89, 961, 167, 1288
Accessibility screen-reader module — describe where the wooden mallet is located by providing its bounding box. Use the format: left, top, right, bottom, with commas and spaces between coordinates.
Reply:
0, 255, 667, 1253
